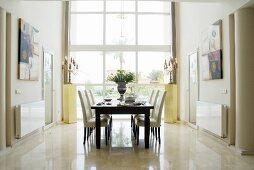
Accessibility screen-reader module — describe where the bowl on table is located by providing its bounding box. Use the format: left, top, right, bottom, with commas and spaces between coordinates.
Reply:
125, 96, 136, 103
104, 98, 112, 102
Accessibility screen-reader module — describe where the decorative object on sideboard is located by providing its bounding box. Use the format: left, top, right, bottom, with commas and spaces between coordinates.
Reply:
62, 56, 78, 84
164, 57, 178, 84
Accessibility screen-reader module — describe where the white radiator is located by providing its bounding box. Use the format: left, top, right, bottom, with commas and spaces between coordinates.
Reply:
196, 101, 227, 138
15, 100, 45, 139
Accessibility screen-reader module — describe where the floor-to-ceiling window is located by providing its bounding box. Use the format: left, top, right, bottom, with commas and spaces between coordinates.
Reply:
70, 0, 172, 118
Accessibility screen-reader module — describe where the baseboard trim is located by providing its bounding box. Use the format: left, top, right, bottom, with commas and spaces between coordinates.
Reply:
180, 120, 198, 129
187, 122, 198, 129
229, 145, 254, 155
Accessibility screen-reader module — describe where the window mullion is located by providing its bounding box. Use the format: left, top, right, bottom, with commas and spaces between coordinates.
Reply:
135, 0, 138, 86
103, 0, 106, 97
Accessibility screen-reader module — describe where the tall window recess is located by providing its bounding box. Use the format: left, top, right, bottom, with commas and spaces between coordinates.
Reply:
69, 0, 172, 103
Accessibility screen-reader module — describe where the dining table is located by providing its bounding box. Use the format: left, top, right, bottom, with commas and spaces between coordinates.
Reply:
91, 101, 154, 149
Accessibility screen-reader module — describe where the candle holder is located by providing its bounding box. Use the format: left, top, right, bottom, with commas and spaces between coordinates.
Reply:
62, 56, 78, 84
164, 57, 177, 84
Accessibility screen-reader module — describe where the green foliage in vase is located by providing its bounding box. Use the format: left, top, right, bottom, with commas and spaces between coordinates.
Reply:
107, 70, 135, 83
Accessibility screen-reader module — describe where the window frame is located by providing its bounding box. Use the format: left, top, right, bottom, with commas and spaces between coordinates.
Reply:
70, 0, 172, 95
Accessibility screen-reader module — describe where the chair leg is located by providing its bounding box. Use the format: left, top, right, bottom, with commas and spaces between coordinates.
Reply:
87, 128, 90, 140
158, 127, 161, 144
108, 124, 111, 139
83, 127, 86, 144
105, 127, 108, 146
137, 126, 139, 145
110, 116, 113, 132
108, 125, 110, 140
108, 116, 112, 139
131, 115, 133, 127
155, 127, 157, 140
133, 124, 136, 139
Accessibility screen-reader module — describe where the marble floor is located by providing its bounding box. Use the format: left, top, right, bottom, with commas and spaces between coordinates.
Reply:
0, 118, 254, 170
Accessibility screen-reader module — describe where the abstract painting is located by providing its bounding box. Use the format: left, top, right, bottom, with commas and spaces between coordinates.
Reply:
18, 18, 39, 80
201, 20, 223, 80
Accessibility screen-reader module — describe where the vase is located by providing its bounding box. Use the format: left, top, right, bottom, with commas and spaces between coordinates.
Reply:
117, 82, 127, 101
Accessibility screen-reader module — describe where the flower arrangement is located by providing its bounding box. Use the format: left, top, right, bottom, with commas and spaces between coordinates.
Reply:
107, 70, 135, 83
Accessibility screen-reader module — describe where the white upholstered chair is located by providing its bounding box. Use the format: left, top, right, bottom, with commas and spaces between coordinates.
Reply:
78, 90, 110, 145
134, 90, 166, 144
132, 90, 159, 138
86, 89, 112, 138
131, 90, 156, 128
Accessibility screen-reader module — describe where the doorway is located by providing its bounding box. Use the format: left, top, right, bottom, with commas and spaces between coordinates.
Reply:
43, 51, 53, 126
189, 52, 198, 125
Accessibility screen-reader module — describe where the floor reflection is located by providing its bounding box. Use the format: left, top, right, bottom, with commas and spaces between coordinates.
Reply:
111, 119, 132, 147
0, 119, 254, 170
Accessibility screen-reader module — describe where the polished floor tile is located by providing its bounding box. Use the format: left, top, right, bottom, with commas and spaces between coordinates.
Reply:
0, 118, 254, 170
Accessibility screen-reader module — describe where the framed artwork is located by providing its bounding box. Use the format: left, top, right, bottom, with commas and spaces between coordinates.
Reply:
18, 18, 39, 80
201, 20, 222, 80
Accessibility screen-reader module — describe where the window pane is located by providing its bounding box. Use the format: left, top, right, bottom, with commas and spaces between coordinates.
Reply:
106, 1, 135, 12
71, 52, 103, 84
136, 85, 165, 100
138, 1, 170, 13
71, 1, 103, 12
138, 52, 169, 84
106, 14, 135, 45
138, 15, 171, 45
71, 14, 103, 45
105, 86, 118, 98
85, 86, 104, 102
105, 52, 136, 83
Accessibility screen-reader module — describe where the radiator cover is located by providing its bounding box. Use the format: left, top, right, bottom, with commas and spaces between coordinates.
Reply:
15, 100, 45, 138
196, 101, 227, 138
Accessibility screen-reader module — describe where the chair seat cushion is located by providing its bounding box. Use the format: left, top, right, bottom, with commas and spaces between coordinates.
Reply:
85, 117, 109, 127
135, 117, 160, 127
133, 114, 144, 119
101, 114, 111, 119
91, 114, 111, 119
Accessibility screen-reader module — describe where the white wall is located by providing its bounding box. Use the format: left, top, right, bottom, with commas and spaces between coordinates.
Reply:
0, 1, 63, 146
176, 0, 249, 144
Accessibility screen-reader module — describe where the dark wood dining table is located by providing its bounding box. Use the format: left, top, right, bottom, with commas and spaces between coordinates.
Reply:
91, 102, 154, 149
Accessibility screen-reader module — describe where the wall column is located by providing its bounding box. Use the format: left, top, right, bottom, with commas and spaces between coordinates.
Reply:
0, 7, 7, 150
235, 8, 254, 154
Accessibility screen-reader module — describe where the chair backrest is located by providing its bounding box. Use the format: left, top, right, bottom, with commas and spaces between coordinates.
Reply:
150, 90, 159, 118
78, 90, 91, 124
84, 90, 94, 118
88, 89, 96, 105
148, 90, 155, 104
153, 90, 167, 125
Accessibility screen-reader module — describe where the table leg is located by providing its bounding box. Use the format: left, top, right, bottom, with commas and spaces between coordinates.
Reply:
96, 111, 101, 149
144, 110, 150, 148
